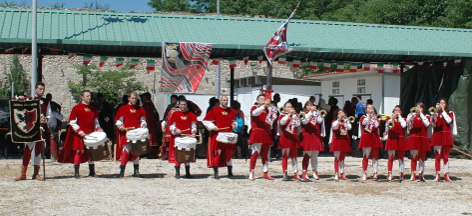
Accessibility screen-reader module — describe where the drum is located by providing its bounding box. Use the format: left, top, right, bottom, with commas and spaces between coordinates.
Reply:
89, 141, 111, 161
84, 131, 108, 149
174, 136, 197, 163
127, 128, 150, 155
216, 132, 238, 144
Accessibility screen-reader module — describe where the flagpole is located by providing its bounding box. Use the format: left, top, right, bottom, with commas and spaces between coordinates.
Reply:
31, 0, 38, 96
216, 57, 221, 98
267, 61, 272, 91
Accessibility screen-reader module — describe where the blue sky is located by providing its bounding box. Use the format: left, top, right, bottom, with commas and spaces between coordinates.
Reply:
5, 0, 155, 12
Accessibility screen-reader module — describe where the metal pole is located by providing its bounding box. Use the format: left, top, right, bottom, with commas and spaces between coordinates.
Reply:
31, 0, 38, 97
216, 58, 221, 98
266, 61, 272, 90
217, 0, 220, 16
11, 82, 14, 98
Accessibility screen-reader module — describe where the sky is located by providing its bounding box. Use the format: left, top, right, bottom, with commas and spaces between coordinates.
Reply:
4, 0, 155, 12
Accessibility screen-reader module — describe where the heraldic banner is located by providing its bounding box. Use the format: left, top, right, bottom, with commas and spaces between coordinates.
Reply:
161, 42, 212, 93
10, 100, 42, 143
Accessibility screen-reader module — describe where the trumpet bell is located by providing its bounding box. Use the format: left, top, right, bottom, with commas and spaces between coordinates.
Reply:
320, 110, 328, 118
410, 107, 419, 114
428, 107, 436, 115
298, 112, 306, 120
348, 116, 356, 123
387, 121, 394, 129
279, 107, 285, 113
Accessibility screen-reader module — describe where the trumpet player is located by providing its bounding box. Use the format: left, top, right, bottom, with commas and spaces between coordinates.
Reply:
384, 106, 407, 181
300, 101, 325, 180
278, 101, 302, 181
358, 104, 383, 181
248, 94, 277, 180
406, 102, 431, 182
329, 109, 352, 180
430, 98, 457, 182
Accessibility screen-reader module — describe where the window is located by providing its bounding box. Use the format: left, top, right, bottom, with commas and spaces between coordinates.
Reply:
332, 81, 340, 95
357, 79, 366, 86
357, 87, 366, 94
332, 89, 340, 94
332, 81, 339, 88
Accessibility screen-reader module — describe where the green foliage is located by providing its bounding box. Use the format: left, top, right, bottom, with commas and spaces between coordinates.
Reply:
0, 55, 30, 98
147, 0, 471, 29
68, 61, 147, 108
51, 2, 65, 9
0, 1, 26, 6
83, 1, 110, 10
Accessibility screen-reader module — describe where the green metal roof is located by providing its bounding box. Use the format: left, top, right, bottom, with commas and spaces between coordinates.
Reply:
1, 8, 471, 61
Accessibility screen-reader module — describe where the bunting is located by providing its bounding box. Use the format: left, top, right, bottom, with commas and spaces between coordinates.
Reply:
309, 59, 318, 70
278, 55, 287, 64
349, 63, 358, 72
83, 55, 93, 65
147, 59, 155, 71
292, 57, 301, 68
229, 57, 237, 68
68, 52, 76, 59
99, 56, 108, 67
116, 57, 125, 67
130, 58, 139, 68
336, 62, 344, 72
243, 56, 249, 65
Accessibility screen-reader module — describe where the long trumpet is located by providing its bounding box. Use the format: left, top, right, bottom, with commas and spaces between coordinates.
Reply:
410, 107, 419, 114
319, 109, 328, 118
428, 107, 436, 115
376, 114, 391, 121
387, 121, 394, 129
348, 116, 356, 123
298, 112, 306, 120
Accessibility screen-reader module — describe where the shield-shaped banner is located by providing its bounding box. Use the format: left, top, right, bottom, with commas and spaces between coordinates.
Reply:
10, 100, 42, 143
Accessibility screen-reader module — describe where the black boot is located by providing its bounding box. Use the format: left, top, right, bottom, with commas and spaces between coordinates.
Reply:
119, 165, 125, 178
74, 165, 80, 178
185, 165, 192, 179
213, 166, 219, 180
132, 164, 143, 178
88, 164, 96, 177
174, 166, 181, 179
228, 166, 234, 177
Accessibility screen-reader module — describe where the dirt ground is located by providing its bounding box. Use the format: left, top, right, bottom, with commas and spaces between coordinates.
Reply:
1, 155, 471, 215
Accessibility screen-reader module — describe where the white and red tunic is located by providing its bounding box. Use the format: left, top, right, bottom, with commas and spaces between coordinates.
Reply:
203, 106, 237, 167
249, 105, 276, 145
385, 117, 408, 151
406, 113, 431, 151
59, 103, 100, 163
168, 110, 197, 164
430, 111, 455, 147
278, 113, 300, 149
300, 111, 325, 151
358, 115, 383, 149
329, 120, 352, 152
114, 104, 147, 161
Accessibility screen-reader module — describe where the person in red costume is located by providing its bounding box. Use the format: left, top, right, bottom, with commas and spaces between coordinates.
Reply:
300, 101, 325, 180
168, 98, 197, 179
278, 101, 301, 181
406, 102, 431, 182
248, 94, 277, 180
140, 92, 160, 151
430, 98, 457, 182
15, 82, 48, 181
358, 104, 383, 181
384, 106, 408, 181
329, 109, 352, 181
203, 96, 237, 179
115, 92, 147, 178
59, 90, 102, 178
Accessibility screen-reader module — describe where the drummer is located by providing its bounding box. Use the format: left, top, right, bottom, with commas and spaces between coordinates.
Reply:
168, 98, 198, 179
115, 92, 147, 178
203, 96, 238, 179
58, 90, 102, 178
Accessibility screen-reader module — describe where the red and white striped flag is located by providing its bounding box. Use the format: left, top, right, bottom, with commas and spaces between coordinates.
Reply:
68, 52, 76, 59
116, 57, 125, 67
83, 54, 93, 65
336, 62, 344, 72
292, 57, 301, 68
5, 48, 14, 54
310, 59, 318, 70
392, 63, 399, 73
443, 62, 448, 69
99, 56, 108, 67
377, 63, 384, 73
323, 62, 331, 71
417, 62, 424, 68
130, 58, 140, 68
147, 59, 155, 71
362, 63, 371, 71
257, 54, 264, 64
229, 57, 237, 68
454, 59, 461, 65
278, 55, 287, 64
243, 56, 249, 65
349, 63, 358, 72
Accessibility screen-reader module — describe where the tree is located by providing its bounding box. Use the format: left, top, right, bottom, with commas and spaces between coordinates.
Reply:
0, 55, 30, 98
68, 62, 147, 108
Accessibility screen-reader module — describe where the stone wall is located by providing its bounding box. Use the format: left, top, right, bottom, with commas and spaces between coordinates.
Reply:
0, 54, 299, 117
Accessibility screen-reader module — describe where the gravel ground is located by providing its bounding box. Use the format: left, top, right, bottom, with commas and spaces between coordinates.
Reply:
1, 156, 472, 215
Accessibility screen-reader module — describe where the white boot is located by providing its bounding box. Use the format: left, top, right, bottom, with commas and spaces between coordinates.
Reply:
249, 170, 255, 181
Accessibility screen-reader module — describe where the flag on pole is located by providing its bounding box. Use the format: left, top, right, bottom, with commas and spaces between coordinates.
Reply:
116, 57, 125, 67
349, 63, 358, 72
309, 59, 318, 70
147, 59, 155, 71
323, 61, 331, 71
212, 59, 220, 65
362, 63, 371, 71
377, 63, 384, 73
292, 57, 301, 68
243, 56, 249, 65
392, 63, 399, 73
130, 58, 140, 68
336, 62, 344, 72
278, 55, 287, 64
263, 3, 299, 65
99, 56, 108, 67
229, 57, 237, 68
68, 52, 76, 59
83, 54, 93, 65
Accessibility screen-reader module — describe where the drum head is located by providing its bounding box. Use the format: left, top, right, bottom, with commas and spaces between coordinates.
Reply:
84, 131, 107, 148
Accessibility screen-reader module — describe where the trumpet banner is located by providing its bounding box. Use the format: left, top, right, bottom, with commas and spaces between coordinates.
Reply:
9, 100, 42, 143
161, 42, 212, 93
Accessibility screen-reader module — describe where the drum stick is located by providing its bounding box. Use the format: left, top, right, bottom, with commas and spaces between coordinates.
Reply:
218, 127, 230, 130
125, 127, 136, 130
